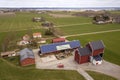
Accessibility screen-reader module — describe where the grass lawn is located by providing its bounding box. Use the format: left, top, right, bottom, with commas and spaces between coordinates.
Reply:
0, 12, 43, 32
4, 56, 20, 66
0, 58, 85, 80
67, 31, 120, 65
47, 16, 91, 26
58, 24, 120, 35
87, 71, 117, 80
0, 12, 91, 32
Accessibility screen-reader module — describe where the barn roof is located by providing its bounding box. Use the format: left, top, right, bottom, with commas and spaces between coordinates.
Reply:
78, 47, 91, 56
40, 40, 80, 54
52, 38, 65, 43
20, 48, 34, 61
90, 40, 105, 50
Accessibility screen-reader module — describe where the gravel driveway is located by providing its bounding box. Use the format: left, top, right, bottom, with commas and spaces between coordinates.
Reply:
80, 60, 120, 80
33, 49, 120, 80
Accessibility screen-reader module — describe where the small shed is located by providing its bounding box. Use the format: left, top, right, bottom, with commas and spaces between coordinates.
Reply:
52, 38, 65, 43
39, 40, 81, 55
37, 38, 46, 44
32, 17, 45, 22
1, 51, 16, 57
33, 32, 42, 38
23, 34, 30, 41
17, 40, 29, 45
41, 21, 53, 27
20, 48, 35, 66
74, 47, 91, 64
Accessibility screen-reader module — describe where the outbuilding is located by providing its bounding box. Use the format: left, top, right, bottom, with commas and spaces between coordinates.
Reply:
23, 34, 30, 41
1, 51, 16, 57
74, 47, 91, 64
33, 32, 42, 38
86, 40, 105, 56
32, 17, 45, 22
20, 48, 35, 66
39, 40, 81, 55
74, 40, 105, 65
52, 38, 65, 43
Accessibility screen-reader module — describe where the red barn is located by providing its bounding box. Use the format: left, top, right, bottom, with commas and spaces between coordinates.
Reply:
74, 40, 105, 64
74, 47, 92, 64
86, 40, 105, 57
20, 48, 35, 66
52, 38, 65, 43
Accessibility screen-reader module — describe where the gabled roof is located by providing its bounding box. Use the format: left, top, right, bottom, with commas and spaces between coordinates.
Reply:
89, 40, 105, 51
40, 40, 80, 54
78, 47, 91, 56
20, 48, 34, 61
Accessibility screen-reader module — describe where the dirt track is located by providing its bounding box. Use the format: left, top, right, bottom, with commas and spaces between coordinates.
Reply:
55, 23, 91, 28
62, 29, 120, 38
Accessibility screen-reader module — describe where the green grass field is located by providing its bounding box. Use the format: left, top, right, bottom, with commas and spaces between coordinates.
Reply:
0, 11, 120, 80
0, 12, 43, 32
47, 16, 91, 25
87, 71, 117, 80
0, 59, 85, 80
57, 24, 120, 35
0, 12, 91, 32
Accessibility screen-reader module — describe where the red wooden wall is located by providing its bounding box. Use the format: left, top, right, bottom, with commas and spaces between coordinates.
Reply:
74, 50, 90, 64
74, 50, 80, 63
79, 56, 90, 64
93, 49, 104, 56
21, 58, 35, 66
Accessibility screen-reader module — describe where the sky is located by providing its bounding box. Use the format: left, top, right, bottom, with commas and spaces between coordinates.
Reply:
0, 0, 120, 8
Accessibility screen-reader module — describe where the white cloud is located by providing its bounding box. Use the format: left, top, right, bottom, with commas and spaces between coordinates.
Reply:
0, 0, 120, 7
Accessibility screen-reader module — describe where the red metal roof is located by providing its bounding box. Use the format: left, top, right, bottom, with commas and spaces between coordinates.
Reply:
52, 38, 65, 43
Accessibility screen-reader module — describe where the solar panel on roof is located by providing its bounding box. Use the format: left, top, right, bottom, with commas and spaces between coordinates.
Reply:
40, 40, 81, 54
